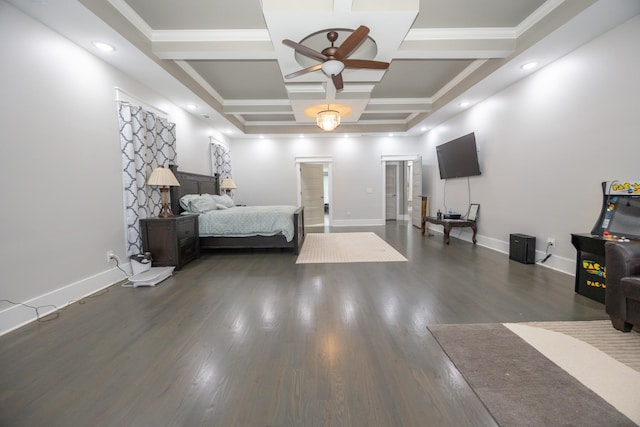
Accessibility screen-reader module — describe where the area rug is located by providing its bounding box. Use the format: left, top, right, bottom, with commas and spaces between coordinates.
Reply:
295, 232, 407, 264
518, 320, 640, 373
428, 322, 640, 427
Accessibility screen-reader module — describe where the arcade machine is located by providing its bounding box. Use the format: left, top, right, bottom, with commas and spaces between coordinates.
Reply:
571, 180, 640, 303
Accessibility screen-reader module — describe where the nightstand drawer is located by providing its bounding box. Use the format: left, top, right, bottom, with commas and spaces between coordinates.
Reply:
178, 236, 196, 248
177, 220, 196, 239
180, 237, 198, 263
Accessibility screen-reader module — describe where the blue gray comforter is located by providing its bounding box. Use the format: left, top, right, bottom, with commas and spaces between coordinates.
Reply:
197, 205, 297, 242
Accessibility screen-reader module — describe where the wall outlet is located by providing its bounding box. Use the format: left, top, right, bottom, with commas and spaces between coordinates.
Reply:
546, 237, 556, 247
107, 250, 115, 262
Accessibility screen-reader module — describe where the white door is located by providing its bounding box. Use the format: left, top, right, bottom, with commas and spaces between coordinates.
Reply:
411, 156, 423, 227
300, 163, 325, 226
385, 163, 397, 220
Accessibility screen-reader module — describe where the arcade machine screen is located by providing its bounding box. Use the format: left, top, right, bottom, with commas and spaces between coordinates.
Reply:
592, 181, 640, 240
604, 196, 640, 239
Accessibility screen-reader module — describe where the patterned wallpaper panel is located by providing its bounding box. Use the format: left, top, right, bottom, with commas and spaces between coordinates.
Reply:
211, 139, 232, 180
118, 102, 177, 256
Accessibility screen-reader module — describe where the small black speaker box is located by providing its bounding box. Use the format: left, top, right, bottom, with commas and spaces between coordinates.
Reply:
509, 233, 536, 264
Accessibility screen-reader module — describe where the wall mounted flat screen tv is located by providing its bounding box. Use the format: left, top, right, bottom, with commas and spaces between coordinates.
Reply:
436, 132, 481, 179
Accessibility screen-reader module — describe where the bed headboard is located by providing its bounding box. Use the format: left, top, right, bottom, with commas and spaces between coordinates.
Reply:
169, 165, 220, 214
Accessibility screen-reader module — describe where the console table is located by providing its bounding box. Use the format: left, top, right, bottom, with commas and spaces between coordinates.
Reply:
422, 216, 477, 245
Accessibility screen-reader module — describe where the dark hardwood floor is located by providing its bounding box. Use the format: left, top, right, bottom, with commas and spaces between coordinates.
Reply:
0, 222, 607, 426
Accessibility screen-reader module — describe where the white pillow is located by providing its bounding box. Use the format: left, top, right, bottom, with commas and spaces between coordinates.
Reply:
180, 194, 201, 211
180, 194, 217, 213
215, 203, 229, 210
212, 194, 234, 208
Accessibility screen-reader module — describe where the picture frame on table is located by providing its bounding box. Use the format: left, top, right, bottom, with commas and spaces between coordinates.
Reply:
468, 203, 480, 221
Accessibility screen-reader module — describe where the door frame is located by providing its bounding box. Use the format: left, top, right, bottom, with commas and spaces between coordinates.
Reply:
381, 155, 421, 224
385, 162, 400, 220
296, 156, 333, 226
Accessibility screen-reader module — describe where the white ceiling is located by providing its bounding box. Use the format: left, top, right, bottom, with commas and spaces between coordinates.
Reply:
9, 0, 640, 137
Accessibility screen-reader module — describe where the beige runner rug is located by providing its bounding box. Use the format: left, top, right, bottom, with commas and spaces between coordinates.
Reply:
296, 232, 407, 264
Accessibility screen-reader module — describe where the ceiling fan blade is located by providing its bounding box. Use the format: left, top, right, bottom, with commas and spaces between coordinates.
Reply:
334, 25, 370, 60
343, 59, 390, 70
282, 39, 327, 62
331, 73, 344, 90
285, 64, 323, 79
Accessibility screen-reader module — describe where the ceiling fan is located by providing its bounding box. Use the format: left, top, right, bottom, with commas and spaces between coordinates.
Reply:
282, 25, 389, 90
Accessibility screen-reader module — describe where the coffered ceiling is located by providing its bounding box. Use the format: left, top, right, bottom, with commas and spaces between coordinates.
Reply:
10, 0, 640, 136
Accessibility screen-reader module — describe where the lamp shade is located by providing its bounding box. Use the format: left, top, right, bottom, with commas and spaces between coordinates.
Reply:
317, 109, 340, 132
220, 178, 237, 190
147, 167, 180, 187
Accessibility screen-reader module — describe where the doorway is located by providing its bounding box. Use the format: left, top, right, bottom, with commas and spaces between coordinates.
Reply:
381, 155, 422, 227
385, 163, 399, 220
296, 157, 332, 227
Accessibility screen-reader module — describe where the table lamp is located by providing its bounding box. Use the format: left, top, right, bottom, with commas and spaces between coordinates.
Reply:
220, 177, 237, 195
147, 166, 180, 217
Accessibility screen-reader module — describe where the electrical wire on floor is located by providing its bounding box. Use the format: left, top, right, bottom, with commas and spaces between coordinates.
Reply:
1, 255, 130, 323
0, 299, 60, 322
108, 254, 134, 287
112, 255, 130, 279
1, 287, 112, 324
537, 242, 553, 263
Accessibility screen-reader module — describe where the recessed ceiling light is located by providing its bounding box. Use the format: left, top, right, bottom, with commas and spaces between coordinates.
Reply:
92, 41, 115, 52
459, 101, 470, 107
186, 104, 197, 110
521, 62, 538, 70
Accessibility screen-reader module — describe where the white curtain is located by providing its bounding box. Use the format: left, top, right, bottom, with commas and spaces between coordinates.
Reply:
210, 138, 232, 180
118, 101, 177, 256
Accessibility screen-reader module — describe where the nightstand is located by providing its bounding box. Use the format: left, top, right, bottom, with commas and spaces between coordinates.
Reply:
139, 214, 200, 270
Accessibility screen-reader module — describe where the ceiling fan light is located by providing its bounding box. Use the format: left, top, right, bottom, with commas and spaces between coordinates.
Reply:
317, 109, 341, 132
322, 60, 345, 76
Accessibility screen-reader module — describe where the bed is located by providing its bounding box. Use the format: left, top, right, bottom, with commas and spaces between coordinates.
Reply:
168, 165, 305, 254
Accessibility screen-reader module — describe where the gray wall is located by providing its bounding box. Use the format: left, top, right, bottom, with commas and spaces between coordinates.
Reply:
422, 14, 640, 273
0, 2, 219, 334
230, 136, 422, 225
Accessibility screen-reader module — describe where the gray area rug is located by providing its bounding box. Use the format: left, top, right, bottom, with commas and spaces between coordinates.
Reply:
428, 323, 637, 427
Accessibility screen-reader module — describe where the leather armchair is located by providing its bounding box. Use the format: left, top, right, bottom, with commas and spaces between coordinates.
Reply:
604, 241, 640, 332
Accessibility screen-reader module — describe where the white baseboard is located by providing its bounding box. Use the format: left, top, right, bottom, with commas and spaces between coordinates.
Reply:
426, 225, 575, 276
0, 265, 130, 336
331, 218, 386, 227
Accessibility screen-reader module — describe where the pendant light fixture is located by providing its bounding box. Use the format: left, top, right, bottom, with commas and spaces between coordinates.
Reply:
316, 104, 340, 132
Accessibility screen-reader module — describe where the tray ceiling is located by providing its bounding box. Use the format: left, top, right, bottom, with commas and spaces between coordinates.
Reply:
11, 0, 640, 136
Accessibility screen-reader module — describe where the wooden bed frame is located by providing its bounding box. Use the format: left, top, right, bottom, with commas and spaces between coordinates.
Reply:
168, 165, 305, 254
